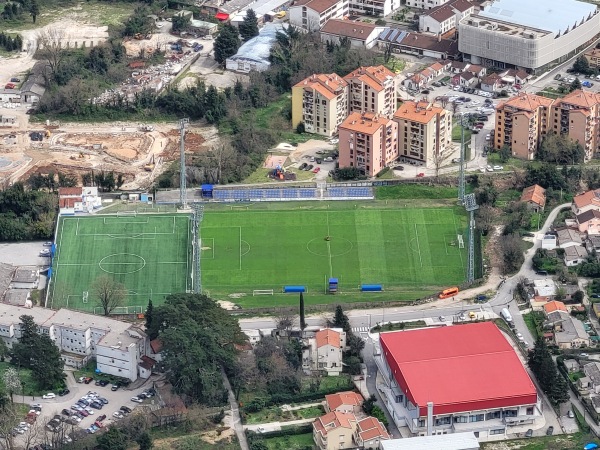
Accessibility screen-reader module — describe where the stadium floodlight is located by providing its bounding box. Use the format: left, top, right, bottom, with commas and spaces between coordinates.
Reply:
179, 118, 190, 208
464, 193, 479, 212
463, 193, 478, 283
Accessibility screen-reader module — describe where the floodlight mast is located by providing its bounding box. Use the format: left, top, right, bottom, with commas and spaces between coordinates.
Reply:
179, 118, 189, 208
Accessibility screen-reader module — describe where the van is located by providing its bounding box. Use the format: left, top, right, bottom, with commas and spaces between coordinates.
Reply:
439, 286, 459, 299
468, 311, 476, 319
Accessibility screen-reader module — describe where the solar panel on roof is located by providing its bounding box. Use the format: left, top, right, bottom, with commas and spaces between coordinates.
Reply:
396, 31, 407, 43
389, 29, 399, 41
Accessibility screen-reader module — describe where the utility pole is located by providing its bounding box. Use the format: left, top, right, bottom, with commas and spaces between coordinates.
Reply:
191, 204, 204, 294
464, 193, 479, 283
458, 113, 466, 205
179, 118, 189, 208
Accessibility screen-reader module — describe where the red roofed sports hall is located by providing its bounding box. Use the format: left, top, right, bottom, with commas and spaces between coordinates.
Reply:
374, 322, 541, 440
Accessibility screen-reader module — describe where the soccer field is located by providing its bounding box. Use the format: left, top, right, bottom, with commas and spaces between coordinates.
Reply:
49, 214, 192, 313
201, 203, 467, 305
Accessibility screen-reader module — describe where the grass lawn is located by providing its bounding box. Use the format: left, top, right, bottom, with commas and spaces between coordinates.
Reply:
49, 214, 192, 312
452, 123, 472, 142
244, 405, 324, 424
375, 185, 458, 200
522, 311, 544, 339
481, 432, 595, 450
0, 361, 61, 397
153, 434, 240, 450
261, 432, 314, 450
201, 202, 467, 307
304, 374, 353, 393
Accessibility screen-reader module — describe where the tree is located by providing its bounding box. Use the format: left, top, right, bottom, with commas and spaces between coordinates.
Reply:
528, 338, 569, 406
97, 427, 128, 450
275, 312, 295, 335
36, 27, 68, 84
136, 431, 153, 450
148, 294, 245, 405
299, 292, 306, 330
573, 290, 584, 303
172, 14, 191, 33
499, 233, 524, 275
499, 144, 511, 163
331, 305, 351, 333
574, 55, 590, 75
431, 146, 453, 180
475, 205, 496, 236
214, 24, 240, 64
570, 77, 582, 92
29, 0, 39, 23
145, 299, 154, 335
2, 368, 21, 402
92, 275, 126, 316
239, 9, 259, 42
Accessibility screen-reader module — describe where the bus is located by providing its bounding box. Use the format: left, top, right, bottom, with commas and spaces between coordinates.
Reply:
438, 287, 459, 299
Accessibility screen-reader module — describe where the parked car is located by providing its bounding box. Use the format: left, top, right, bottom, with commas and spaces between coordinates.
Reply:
97, 414, 107, 422
493, 165, 503, 171
438, 316, 446, 322
113, 412, 124, 419
120, 406, 132, 414
83, 377, 93, 384
416, 173, 425, 177
58, 389, 70, 396
97, 397, 109, 405
131, 397, 143, 403
567, 410, 575, 418
42, 393, 56, 399
99, 380, 110, 387
546, 426, 554, 435
111, 385, 120, 391
525, 429, 533, 438
312, 167, 321, 173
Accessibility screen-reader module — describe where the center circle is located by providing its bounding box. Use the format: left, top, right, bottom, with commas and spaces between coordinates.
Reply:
306, 237, 354, 257
98, 253, 146, 274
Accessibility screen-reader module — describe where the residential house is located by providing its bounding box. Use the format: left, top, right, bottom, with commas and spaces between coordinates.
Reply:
58, 186, 101, 215
586, 235, 600, 253
353, 416, 390, 448
289, 0, 349, 32
10, 267, 39, 289
573, 189, 600, 216
452, 71, 477, 87
350, 0, 401, 18
303, 328, 346, 375
418, 0, 475, 35
556, 228, 583, 248
313, 411, 357, 450
533, 279, 556, 298
546, 310, 590, 349
242, 329, 262, 346
584, 48, 600, 69
543, 300, 567, 316
494, 93, 554, 160
291, 73, 349, 137
520, 184, 546, 212
499, 69, 529, 86
480, 73, 503, 93
338, 112, 399, 177
325, 391, 364, 414
320, 20, 384, 49
541, 234, 557, 250
3, 290, 32, 308
577, 210, 600, 235
583, 362, 600, 394
393, 100, 452, 167
465, 64, 486, 78
449, 60, 469, 73
403, 73, 428, 92
592, 396, 600, 414
344, 65, 398, 116
563, 359, 580, 373
377, 29, 460, 60
564, 245, 589, 267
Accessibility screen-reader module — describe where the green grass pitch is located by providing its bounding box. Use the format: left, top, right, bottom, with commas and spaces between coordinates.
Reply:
200, 203, 467, 307
49, 214, 192, 312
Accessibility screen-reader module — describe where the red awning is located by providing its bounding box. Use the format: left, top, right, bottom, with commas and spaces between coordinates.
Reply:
215, 12, 229, 20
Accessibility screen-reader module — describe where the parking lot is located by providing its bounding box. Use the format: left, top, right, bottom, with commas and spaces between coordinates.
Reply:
14, 373, 155, 446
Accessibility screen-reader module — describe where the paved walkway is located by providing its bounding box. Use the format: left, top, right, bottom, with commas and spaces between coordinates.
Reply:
281, 402, 322, 411
244, 417, 315, 433
221, 368, 249, 450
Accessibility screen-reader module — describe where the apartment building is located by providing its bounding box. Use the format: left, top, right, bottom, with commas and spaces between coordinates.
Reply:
344, 65, 398, 116
338, 112, 399, 176
494, 93, 554, 160
302, 328, 347, 375
551, 90, 600, 161
418, 0, 474, 35
289, 0, 349, 31
393, 100, 452, 167
584, 48, 600, 69
0, 305, 148, 381
291, 73, 349, 137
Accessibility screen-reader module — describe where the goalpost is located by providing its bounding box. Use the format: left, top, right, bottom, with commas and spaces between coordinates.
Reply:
253, 289, 274, 296
116, 211, 137, 217
457, 234, 465, 249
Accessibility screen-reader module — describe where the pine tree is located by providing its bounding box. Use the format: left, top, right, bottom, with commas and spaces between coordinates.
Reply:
239, 9, 259, 42
145, 299, 154, 333
214, 24, 240, 64
299, 292, 306, 330
30, 0, 39, 24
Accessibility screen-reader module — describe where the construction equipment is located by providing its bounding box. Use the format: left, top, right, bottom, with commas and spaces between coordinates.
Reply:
144, 154, 155, 172
139, 124, 154, 132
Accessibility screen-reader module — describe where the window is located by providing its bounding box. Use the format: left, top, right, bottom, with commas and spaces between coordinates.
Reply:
526, 407, 534, 415
486, 411, 501, 420
454, 416, 467, 424
435, 417, 451, 425
490, 429, 505, 435
469, 414, 484, 423
417, 419, 426, 427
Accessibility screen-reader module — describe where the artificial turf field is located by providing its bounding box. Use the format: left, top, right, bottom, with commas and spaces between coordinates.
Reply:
200, 203, 467, 307
49, 214, 192, 312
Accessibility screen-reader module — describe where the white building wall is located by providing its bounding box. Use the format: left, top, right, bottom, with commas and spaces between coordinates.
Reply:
96, 344, 139, 381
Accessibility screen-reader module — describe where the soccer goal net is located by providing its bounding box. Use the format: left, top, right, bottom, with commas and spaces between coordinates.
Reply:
117, 211, 137, 217
253, 289, 274, 296
457, 234, 465, 249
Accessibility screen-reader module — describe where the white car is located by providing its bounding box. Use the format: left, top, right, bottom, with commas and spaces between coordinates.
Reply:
42, 393, 56, 399
13, 428, 25, 435
329, 138, 339, 144
439, 316, 446, 322
28, 409, 41, 416
70, 415, 81, 423
85, 407, 94, 415
493, 165, 503, 171
156, 23, 163, 28
131, 396, 144, 403
113, 412, 124, 419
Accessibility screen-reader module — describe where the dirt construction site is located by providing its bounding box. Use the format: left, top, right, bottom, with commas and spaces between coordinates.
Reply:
0, 121, 219, 189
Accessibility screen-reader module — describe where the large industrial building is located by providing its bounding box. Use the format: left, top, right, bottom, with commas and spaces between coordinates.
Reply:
458, 0, 600, 72
375, 322, 542, 439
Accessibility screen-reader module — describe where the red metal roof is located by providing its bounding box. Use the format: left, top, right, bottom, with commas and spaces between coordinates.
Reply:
380, 322, 538, 416
215, 12, 229, 20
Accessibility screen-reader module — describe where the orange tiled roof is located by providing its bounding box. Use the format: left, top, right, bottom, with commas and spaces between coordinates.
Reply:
339, 112, 394, 135
315, 328, 341, 348
356, 416, 390, 442
393, 100, 444, 124
543, 301, 567, 314
344, 65, 396, 93
520, 184, 546, 208
313, 411, 356, 436
294, 73, 348, 100
325, 391, 363, 411
573, 190, 600, 209
498, 92, 554, 112
58, 187, 83, 196
557, 89, 600, 109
